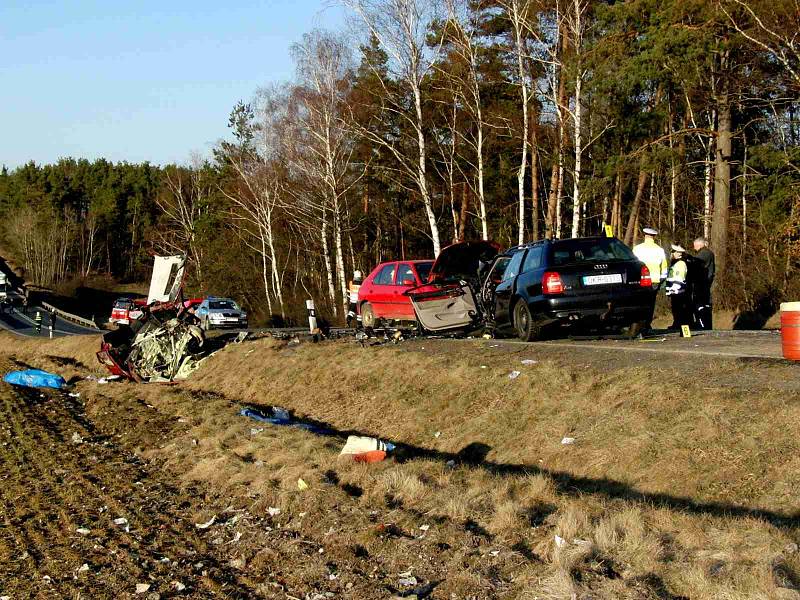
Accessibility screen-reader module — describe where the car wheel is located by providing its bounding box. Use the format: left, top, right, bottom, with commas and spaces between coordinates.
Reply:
361, 302, 377, 329
513, 300, 541, 342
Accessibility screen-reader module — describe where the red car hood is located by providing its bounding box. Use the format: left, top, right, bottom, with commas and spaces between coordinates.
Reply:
427, 240, 500, 283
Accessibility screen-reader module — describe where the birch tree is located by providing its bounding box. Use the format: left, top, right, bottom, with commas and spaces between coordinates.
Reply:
343, 0, 445, 255
289, 30, 360, 318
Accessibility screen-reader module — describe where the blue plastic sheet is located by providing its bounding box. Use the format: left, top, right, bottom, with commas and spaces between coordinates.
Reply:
239, 406, 330, 435
3, 369, 66, 390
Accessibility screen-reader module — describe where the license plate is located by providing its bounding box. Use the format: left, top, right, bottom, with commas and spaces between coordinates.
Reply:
583, 274, 622, 285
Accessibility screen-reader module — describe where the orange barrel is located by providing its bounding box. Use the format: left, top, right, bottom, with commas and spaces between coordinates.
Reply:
781, 302, 800, 361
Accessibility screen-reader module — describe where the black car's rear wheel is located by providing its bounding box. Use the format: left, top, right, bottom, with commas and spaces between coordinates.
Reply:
361, 302, 377, 329
513, 300, 541, 342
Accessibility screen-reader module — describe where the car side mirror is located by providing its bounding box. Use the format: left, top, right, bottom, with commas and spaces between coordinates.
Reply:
402, 277, 415, 286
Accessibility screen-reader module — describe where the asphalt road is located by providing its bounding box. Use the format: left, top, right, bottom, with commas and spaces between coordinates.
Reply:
0, 305, 100, 338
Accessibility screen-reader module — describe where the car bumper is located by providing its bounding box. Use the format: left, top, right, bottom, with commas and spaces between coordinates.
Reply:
208, 321, 248, 329
533, 290, 654, 327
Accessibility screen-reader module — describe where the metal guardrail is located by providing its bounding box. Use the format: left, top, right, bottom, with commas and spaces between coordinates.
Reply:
40, 301, 99, 330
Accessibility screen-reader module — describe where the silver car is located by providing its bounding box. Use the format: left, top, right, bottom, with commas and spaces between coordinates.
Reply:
196, 297, 248, 330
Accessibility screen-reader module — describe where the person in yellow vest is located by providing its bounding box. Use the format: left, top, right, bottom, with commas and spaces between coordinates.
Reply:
346, 270, 363, 327
632, 227, 667, 331
665, 244, 691, 330
632, 227, 668, 287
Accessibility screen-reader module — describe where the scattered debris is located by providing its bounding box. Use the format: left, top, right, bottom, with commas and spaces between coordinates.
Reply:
239, 406, 329, 435
135, 583, 151, 594
71, 432, 84, 444
76, 563, 90, 574
785, 543, 799, 554
433, 431, 441, 438
520, 359, 537, 365
445, 460, 456, 469
339, 435, 396, 463
297, 478, 309, 491
561, 437, 576, 445
76, 527, 90, 535
508, 370, 521, 380
113, 517, 130, 532
234, 331, 249, 343
68, 392, 81, 398
398, 571, 418, 587
3, 369, 66, 390
172, 582, 186, 592
489, 550, 500, 557
554, 535, 567, 548
267, 507, 281, 517
195, 516, 216, 529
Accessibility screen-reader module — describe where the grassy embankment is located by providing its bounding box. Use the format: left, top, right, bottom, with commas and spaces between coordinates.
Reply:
4, 332, 800, 598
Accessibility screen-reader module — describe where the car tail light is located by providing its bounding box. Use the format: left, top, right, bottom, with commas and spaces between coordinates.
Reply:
542, 271, 564, 294
640, 265, 652, 287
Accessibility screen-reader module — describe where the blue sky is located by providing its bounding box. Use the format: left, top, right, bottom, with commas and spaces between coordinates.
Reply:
0, 1, 346, 169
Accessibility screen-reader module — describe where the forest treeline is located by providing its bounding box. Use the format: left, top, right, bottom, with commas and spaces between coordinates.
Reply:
1, 0, 799, 324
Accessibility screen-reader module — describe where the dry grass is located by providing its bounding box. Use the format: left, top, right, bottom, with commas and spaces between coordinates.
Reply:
4, 332, 800, 598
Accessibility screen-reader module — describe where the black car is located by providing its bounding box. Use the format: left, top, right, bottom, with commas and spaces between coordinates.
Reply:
407, 237, 654, 340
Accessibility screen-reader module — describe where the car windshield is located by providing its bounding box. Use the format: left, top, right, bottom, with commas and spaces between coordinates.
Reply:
414, 261, 434, 283
209, 300, 238, 310
114, 300, 132, 310
550, 238, 635, 266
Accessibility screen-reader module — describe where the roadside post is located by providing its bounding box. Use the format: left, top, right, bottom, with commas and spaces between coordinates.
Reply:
306, 299, 317, 333
49, 324, 53, 339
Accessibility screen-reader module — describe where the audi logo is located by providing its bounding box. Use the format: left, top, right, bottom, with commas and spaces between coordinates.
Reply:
594, 264, 608, 270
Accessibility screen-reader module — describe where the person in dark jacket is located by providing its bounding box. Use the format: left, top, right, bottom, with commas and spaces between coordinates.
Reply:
692, 237, 715, 330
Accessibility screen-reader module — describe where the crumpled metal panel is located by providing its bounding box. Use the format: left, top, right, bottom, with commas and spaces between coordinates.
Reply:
126, 318, 204, 382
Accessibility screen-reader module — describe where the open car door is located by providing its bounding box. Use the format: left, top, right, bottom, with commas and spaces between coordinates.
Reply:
406, 240, 499, 332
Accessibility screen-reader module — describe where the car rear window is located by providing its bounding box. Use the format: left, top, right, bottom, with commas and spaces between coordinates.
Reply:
414, 261, 433, 283
549, 239, 635, 266
114, 300, 132, 310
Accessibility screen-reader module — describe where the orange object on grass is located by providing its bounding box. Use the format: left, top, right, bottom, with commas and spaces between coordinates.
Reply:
352, 450, 387, 463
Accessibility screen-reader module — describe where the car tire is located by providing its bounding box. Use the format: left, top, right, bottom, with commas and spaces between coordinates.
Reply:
361, 302, 377, 329
513, 300, 541, 342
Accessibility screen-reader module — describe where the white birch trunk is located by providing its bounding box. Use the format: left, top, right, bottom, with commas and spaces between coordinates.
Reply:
570, 76, 583, 239
413, 83, 441, 256
321, 209, 337, 315
511, 0, 529, 245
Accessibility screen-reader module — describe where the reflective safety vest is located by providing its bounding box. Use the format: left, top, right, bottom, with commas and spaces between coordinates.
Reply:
632, 239, 668, 283
665, 259, 688, 296
348, 282, 361, 304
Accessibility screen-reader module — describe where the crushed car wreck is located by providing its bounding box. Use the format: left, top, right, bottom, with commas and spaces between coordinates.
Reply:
407, 237, 654, 340
97, 255, 211, 382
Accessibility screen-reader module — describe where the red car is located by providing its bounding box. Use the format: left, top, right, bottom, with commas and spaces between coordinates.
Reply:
358, 259, 434, 328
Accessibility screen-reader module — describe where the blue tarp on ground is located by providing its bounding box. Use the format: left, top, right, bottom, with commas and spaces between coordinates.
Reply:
239, 406, 330, 435
3, 369, 66, 390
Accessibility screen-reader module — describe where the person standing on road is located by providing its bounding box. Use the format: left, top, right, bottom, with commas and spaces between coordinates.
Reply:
632, 227, 668, 330
347, 270, 363, 328
49, 307, 58, 333
632, 227, 668, 287
665, 244, 692, 330
692, 237, 715, 330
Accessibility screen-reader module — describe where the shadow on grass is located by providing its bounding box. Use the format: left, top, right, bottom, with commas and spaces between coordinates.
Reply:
238, 400, 800, 532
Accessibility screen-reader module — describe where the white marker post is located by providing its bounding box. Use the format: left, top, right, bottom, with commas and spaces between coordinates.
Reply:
49, 324, 53, 339
306, 299, 317, 333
